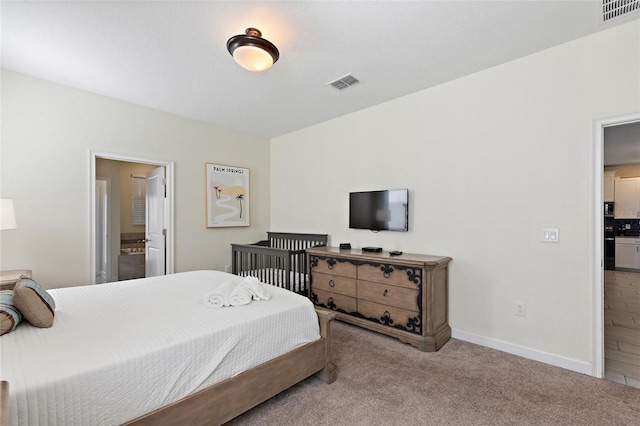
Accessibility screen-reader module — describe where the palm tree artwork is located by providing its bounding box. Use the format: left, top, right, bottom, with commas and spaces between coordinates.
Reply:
236, 194, 244, 219
213, 185, 221, 199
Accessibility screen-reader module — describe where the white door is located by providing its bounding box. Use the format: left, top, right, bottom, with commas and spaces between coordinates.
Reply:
145, 167, 166, 277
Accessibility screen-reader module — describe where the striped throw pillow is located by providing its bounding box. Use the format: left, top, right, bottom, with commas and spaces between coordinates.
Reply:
0, 290, 22, 335
14, 277, 55, 328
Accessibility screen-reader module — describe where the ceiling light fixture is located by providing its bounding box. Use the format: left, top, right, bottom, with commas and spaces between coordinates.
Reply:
226, 28, 279, 72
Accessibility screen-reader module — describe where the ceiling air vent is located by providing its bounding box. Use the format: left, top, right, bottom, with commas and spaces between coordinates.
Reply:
602, 0, 639, 21
327, 74, 360, 91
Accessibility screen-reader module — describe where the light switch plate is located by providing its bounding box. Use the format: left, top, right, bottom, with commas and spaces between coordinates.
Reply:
542, 228, 559, 243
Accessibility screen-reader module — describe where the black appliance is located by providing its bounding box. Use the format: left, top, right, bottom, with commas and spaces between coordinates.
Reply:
604, 216, 615, 270
604, 202, 614, 218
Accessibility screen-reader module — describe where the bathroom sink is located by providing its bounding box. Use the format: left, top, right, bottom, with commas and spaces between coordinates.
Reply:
121, 248, 145, 255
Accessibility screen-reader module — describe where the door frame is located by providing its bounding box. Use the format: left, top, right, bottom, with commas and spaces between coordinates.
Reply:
592, 112, 640, 378
89, 150, 175, 284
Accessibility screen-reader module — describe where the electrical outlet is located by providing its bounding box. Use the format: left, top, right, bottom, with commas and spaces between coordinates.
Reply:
224, 265, 232, 273
515, 301, 526, 316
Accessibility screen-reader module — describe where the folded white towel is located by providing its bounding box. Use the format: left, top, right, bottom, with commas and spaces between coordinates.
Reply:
240, 276, 272, 301
204, 280, 237, 308
229, 285, 252, 306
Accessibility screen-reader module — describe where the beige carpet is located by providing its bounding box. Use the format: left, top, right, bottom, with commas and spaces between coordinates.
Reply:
227, 321, 640, 425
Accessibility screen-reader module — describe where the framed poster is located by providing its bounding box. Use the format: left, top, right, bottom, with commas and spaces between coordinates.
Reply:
205, 163, 250, 227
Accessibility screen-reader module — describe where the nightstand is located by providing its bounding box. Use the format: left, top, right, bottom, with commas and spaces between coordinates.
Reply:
0, 269, 32, 291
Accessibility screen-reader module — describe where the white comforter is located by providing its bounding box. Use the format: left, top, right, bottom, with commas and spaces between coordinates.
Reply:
0, 270, 320, 425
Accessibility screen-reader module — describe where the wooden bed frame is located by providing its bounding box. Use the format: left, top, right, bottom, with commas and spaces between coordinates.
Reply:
0, 310, 335, 426
0, 381, 6, 426
231, 232, 328, 295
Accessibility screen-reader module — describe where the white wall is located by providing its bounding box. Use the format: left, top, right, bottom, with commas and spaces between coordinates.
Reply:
270, 21, 640, 369
0, 70, 270, 288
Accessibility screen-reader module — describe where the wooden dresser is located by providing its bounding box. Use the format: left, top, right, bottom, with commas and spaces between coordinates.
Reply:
306, 246, 451, 351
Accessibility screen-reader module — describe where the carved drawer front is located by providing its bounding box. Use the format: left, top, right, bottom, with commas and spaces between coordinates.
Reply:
357, 280, 419, 311
311, 257, 357, 278
312, 272, 356, 298
357, 263, 418, 290
313, 288, 357, 313
357, 299, 421, 333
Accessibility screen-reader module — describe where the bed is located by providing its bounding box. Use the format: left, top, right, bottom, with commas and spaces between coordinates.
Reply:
231, 232, 328, 295
0, 270, 335, 426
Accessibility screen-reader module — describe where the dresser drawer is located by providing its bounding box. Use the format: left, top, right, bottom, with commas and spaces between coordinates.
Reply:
312, 288, 357, 313
357, 263, 419, 290
312, 272, 356, 298
311, 256, 357, 278
357, 299, 421, 334
357, 279, 419, 311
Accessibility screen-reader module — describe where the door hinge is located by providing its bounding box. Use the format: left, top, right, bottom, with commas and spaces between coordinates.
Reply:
162, 229, 167, 236
162, 178, 167, 185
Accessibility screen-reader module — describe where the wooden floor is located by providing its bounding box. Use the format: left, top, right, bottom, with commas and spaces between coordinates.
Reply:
604, 269, 640, 388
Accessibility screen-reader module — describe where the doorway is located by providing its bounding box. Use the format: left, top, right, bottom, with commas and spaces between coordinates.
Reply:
594, 115, 640, 387
90, 151, 174, 284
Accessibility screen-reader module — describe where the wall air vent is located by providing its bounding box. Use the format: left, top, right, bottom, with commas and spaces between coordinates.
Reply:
327, 74, 360, 91
602, 0, 639, 21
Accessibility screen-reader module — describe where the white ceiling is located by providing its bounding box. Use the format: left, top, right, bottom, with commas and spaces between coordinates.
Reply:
605, 121, 640, 166
1, 1, 639, 139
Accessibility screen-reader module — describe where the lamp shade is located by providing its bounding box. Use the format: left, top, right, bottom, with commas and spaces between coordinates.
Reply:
227, 28, 279, 72
232, 45, 276, 72
0, 199, 17, 230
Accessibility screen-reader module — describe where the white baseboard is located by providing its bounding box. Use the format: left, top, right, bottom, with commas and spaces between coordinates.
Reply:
451, 328, 594, 376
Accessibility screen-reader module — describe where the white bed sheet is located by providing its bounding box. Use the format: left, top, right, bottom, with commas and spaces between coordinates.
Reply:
0, 270, 320, 426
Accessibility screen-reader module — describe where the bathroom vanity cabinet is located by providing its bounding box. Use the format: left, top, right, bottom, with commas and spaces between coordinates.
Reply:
118, 254, 145, 280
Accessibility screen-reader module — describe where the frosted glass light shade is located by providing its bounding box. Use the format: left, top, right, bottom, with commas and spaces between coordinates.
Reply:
233, 45, 275, 72
0, 199, 17, 230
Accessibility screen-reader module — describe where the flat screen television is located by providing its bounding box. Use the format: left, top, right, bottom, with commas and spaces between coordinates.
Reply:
349, 189, 408, 232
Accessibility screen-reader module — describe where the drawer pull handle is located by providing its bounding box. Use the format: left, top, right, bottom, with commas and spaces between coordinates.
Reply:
381, 265, 394, 278
329, 279, 335, 288
327, 259, 336, 270
383, 289, 388, 296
